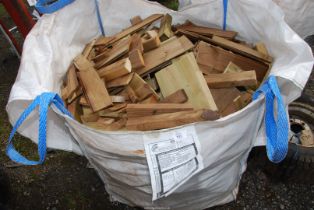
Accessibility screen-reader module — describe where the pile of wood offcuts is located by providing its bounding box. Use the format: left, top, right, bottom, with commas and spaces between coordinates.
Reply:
61, 14, 273, 131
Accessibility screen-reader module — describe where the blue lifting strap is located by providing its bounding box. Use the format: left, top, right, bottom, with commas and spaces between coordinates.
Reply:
253, 76, 289, 163
35, 0, 75, 14
6, 92, 73, 165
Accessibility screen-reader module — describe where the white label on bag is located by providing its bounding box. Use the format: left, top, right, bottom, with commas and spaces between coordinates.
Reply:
27, 0, 37, 6
144, 126, 204, 200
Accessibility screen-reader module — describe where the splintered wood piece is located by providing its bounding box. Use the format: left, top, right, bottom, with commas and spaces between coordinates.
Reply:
66, 64, 79, 97
67, 88, 83, 104
81, 113, 99, 123
255, 42, 269, 56
73, 54, 94, 71
126, 103, 194, 118
205, 71, 257, 88
111, 95, 126, 103
210, 88, 241, 114
159, 89, 188, 103
212, 36, 273, 63
176, 21, 237, 40
136, 35, 194, 76
94, 36, 115, 47
130, 16, 143, 26
126, 86, 139, 103
61, 85, 69, 101
67, 97, 82, 122
129, 73, 159, 101
103, 14, 164, 47
129, 49, 145, 69
106, 73, 134, 88
140, 94, 159, 104
78, 69, 112, 112
98, 58, 132, 81
156, 53, 217, 110
85, 118, 126, 131
223, 62, 243, 73
79, 95, 89, 106
126, 109, 219, 131
195, 41, 268, 81
142, 30, 161, 52
94, 37, 130, 69
158, 14, 173, 41
82, 39, 96, 58
129, 34, 144, 53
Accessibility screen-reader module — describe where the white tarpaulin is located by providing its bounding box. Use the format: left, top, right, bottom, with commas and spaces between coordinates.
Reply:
6, 0, 313, 209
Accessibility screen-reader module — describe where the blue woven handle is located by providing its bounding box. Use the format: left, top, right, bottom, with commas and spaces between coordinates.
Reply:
253, 76, 289, 163
223, 0, 228, 30
35, 0, 75, 14
6, 92, 72, 165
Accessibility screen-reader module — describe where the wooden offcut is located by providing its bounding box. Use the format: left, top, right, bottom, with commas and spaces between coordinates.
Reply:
136, 35, 194, 76
78, 69, 112, 112
255, 42, 269, 56
126, 109, 220, 131
129, 34, 144, 53
205, 71, 257, 88
142, 30, 161, 52
107, 73, 134, 89
73, 54, 94, 71
129, 49, 145, 69
66, 64, 79, 97
156, 53, 217, 110
128, 73, 159, 101
98, 58, 132, 81
159, 89, 188, 103
158, 14, 173, 41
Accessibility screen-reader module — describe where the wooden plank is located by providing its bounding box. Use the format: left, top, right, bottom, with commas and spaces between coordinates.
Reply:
79, 95, 89, 106
66, 63, 79, 97
78, 69, 112, 112
135, 35, 194, 76
126, 86, 139, 103
67, 97, 82, 122
159, 89, 188, 103
73, 54, 94, 71
81, 113, 99, 123
94, 36, 115, 47
129, 49, 145, 69
142, 30, 161, 52
104, 14, 163, 47
129, 73, 159, 101
61, 85, 69, 101
210, 88, 241, 114
106, 73, 134, 88
212, 36, 273, 63
223, 62, 243, 73
130, 16, 142, 26
156, 52, 217, 110
255, 42, 269, 56
126, 103, 194, 117
176, 21, 237, 40
67, 88, 83, 104
82, 39, 96, 58
205, 71, 257, 88
94, 37, 130, 69
126, 109, 220, 131
158, 14, 173, 41
140, 94, 159, 104
129, 34, 144, 53
195, 41, 269, 81
98, 58, 132, 81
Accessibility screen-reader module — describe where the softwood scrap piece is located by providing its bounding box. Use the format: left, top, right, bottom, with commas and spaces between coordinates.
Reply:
156, 52, 217, 110
66, 64, 79, 97
61, 85, 69, 101
136, 35, 194, 76
176, 21, 237, 40
73, 54, 94, 71
126, 103, 194, 117
79, 95, 89, 106
82, 39, 96, 58
67, 88, 83, 104
104, 14, 164, 47
205, 71, 257, 88
126, 109, 219, 131
78, 69, 112, 112
67, 97, 82, 122
212, 36, 273, 63
130, 16, 143, 26
126, 86, 139, 103
94, 36, 115, 47
140, 95, 159, 104
129, 73, 159, 101
82, 106, 93, 115
210, 88, 241, 114
159, 89, 188, 103
223, 62, 243, 73
129, 49, 145, 69
195, 41, 268, 81
98, 58, 132, 81
129, 34, 144, 53
81, 113, 99, 124
255, 42, 269, 56
158, 14, 173, 41
94, 36, 130, 69
142, 30, 161, 52
111, 95, 125, 103
107, 73, 134, 88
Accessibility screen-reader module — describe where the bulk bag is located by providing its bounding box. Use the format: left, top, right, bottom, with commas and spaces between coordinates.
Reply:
6, 0, 313, 209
